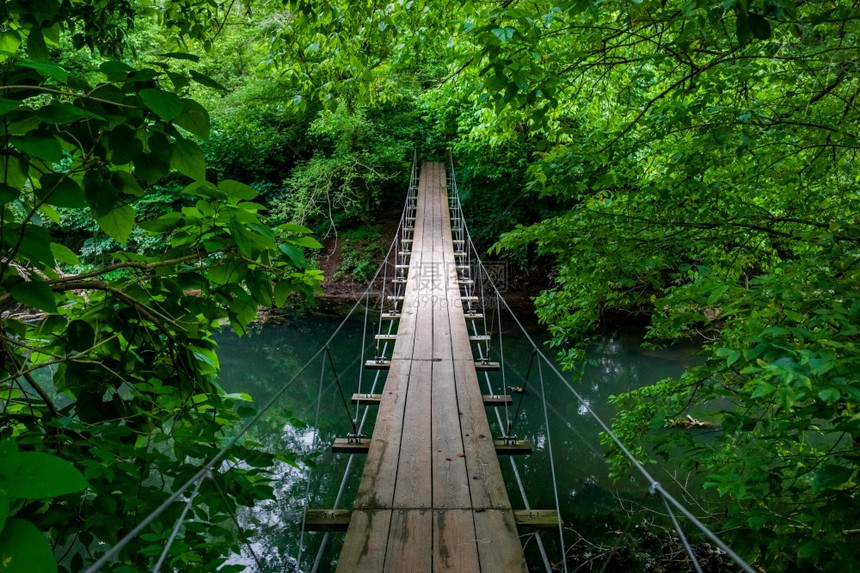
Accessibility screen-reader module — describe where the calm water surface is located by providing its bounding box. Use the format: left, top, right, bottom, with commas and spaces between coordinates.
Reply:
217, 306, 699, 571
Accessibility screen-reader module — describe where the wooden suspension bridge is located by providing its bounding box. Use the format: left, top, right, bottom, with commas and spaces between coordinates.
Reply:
303, 162, 557, 571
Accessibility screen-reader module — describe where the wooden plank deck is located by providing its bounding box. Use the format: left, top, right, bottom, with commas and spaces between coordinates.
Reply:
337, 162, 528, 571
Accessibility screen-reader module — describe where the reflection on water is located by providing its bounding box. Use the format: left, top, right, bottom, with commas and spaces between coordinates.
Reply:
217, 310, 699, 571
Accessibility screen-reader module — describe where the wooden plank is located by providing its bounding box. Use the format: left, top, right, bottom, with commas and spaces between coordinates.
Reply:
352, 393, 512, 407
365, 360, 391, 370
452, 360, 510, 509
353, 361, 411, 509
384, 509, 432, 572
433, 509, 480, 572
392, 359, 432, 508
308, 508, 558, 534
482, 394, 513, 407
492, 440, 533, 455
335, 438, 530, 456
473, 510, 528, 572
303, 509, 351, 532
339, 162, 531, 570
431, 360, 471, 508
375, 334, 398, 341
352, 393, 383, 405
337, 509, 391, 572
513, 509, 561, 530
474, 361, 501, 371
332, 437, 372, 454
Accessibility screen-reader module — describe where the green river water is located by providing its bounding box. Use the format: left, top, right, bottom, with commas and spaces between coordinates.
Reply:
216, 305, 699, 571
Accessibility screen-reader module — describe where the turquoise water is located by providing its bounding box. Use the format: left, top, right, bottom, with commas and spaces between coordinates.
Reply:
216, 305, 699, 571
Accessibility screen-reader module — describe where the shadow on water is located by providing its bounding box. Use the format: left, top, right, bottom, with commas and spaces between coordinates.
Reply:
216, 309, 700, 571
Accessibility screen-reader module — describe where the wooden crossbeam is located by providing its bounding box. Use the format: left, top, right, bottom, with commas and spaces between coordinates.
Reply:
303, 509, 558, 532
333, 437, 530, 455
492, 440, 533, 455
374, 334, 398, 341
351, 393, 512, 406
365, 360, 497, 371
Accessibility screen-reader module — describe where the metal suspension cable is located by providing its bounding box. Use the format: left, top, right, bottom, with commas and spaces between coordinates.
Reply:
536, 355, 568, 573
324, 346, 358, 435
495, 291, 511, 430
152, 476, 204, 572
85, 159, 416, 572
211, 473, 266, 570
657, 488, 704, 573
358, 290, 370, 416
447, 158, 756, 573
475, 248, 754, 572
296, 350, 327, 569
477, 364, 552, 573
310, 365, 387, 573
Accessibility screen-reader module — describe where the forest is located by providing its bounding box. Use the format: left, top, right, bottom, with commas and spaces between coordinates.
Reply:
0, 0, 857, 571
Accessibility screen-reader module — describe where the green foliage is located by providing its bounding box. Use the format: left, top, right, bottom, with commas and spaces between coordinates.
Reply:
0, 0, 322, 570
333, 226, 385, 282
276, 104, 415, 229
461, 1, 860, 569
0, 440, 87, 573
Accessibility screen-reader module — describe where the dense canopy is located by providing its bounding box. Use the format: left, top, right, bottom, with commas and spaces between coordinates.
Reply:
0, 0, 857, 571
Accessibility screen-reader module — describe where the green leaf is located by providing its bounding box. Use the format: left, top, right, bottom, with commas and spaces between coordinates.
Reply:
289, 236, 323, 249
83, 170, 119, 217
170, 137, 206, 181
38, 174, 86, 209
108, 124, 143, 165
67, 320, 95, 352
36, 103, 103, 125
95, 205, 135, 244
27, 27, 48, 59
159, 52, 200, 62
814, 465, 853, 490
220, 179, 257, 201
0, 184, 18, 205
139, 88, 184, 121
750, 382, 775, 399
17, 60, 68, 83
174, 99, 210, 139
0, 519, 57, 573
0, 452, 87, 499
111, 171, 144, 197
0, 30, 22, 56
10, 280, 57, 313
139, 212, 185, 233
50, 243, 80, 265
749, 13, 771, 40
736, 11, 751, 47
273, 280, 294, 306
0, 155, 28, 188
99, 60, 133, 76
189, 69, 227, 91
818, 387, 840, 403
9, 132, 63, 164
0, 99, 19, 116
279, 244, 305, 267
0, 489, 7, 533
0, 441, 16, 458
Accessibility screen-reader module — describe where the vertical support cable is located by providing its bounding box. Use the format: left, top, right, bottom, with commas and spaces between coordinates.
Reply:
152, 476, 205, 572
655, 486, 704, 573
296, 351, 327, 570
537, 354, 568, 573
